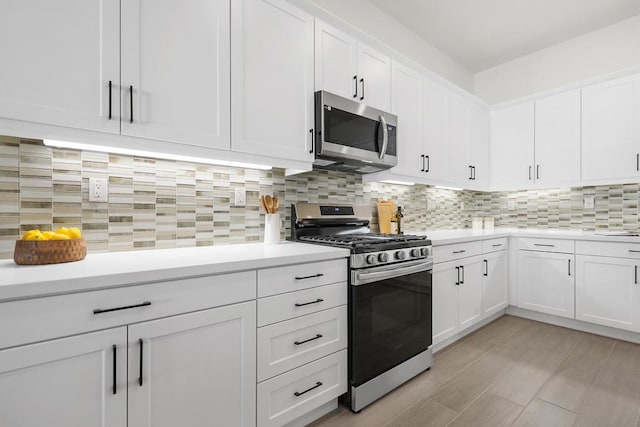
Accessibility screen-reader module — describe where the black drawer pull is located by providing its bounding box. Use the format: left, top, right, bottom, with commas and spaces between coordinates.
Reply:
492, 244, 503, 247
295, 298, 324, 307
452, 250, 466, 254
295, 273, 324, 280
629, 250, 640, 253
533, 244, 555, 247
93, 301, 151, 315
294, 334, 323, 346
294, 381, 323, 397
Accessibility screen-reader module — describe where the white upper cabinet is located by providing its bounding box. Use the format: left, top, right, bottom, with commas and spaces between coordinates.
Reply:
534, 90, 581, 186
582, 73, 640, 182
390, 61, 423, 177
315, 21, 391, 111
468, 101, 490, 189
231, 0, 315, 162
490, 102, 535, 190
0, 0, 120, 134
422, 77, 449, 182
314, 21, 358, 99
121, 0, 230, 149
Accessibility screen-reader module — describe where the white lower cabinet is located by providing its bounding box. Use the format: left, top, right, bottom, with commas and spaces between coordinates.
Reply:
128, 302, 256, 427
575, 255, 640, 332
457, 256, 483, 329
517, 250, 575, 318
0, 327, 127, 427
482, 250, 508, 317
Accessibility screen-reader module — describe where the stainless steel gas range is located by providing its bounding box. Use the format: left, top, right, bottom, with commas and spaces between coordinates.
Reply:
291, 203, 433, 412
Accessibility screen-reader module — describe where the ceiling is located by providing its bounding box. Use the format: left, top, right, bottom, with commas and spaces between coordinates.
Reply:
368, 0, 640, 72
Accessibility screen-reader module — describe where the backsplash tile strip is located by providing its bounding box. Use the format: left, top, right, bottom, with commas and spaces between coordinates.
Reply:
3, 136, 640, 259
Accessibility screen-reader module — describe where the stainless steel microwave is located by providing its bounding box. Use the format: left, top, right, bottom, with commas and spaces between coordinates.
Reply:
313, 91, 397, 174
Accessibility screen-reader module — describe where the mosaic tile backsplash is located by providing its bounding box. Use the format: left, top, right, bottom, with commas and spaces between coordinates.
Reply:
2, 136, 640, 259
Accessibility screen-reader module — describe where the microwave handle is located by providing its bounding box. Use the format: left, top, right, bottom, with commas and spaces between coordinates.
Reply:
379, 115, 388, 160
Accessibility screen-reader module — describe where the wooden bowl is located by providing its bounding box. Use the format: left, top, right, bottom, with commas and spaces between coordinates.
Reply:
14, 238, 87, 265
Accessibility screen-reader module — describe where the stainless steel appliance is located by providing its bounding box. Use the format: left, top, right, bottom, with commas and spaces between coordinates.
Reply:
291, 203, 433, 412
313, 91, 398, 174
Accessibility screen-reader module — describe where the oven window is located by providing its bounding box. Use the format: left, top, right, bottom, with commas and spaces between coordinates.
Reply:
350, 269, 432, 387
324, 107, 397, 156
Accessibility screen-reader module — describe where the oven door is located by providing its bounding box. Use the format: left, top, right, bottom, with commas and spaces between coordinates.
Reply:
316, 91, 397, 167
350, 259, 433, 388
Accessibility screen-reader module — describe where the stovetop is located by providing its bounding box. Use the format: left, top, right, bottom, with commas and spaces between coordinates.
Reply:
299, 233, 431, 253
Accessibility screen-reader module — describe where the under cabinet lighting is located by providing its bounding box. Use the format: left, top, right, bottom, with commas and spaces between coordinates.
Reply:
434, 185, 463, 191
380, 180, 415, 186
43, 139, 273, 171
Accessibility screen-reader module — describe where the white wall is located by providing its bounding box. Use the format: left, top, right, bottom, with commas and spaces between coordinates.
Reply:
475, 14, 640, 104
304, 0, 475, 92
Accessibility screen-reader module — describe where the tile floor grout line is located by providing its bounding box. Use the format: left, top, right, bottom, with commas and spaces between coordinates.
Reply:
570, 340, 617, 420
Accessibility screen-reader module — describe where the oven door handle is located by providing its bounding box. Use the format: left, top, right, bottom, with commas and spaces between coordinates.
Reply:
352, 259, 433, 286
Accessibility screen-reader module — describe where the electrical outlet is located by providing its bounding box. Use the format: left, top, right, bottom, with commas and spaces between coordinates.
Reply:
89, 177, 108, 202
234, 188, 246, 206
584, 196, 595, 210
508, 200, 517, 211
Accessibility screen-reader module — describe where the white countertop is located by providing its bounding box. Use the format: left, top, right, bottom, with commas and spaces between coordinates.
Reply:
416, 228, 640, 246
0, 242, 350, 302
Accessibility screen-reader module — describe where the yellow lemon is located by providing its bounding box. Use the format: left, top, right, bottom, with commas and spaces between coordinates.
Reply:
67, 227, 82, 239
49, 233, 71, 240
42, 231, 58, 240
22, 230, 46, 241
22, 229, 41, 240
55, 227, 70, 237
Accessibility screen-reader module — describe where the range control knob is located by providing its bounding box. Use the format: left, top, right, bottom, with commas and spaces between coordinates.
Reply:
421, 247, 429, 257
395, 251, 406, 260
410, 249, 421, 258
366, 254, 377, 265
378, 253, 389, 263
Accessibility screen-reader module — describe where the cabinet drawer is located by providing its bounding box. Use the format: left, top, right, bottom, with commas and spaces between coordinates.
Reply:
257, 282, 347, 327
518, 238, 574, 254
0, 271, 256, 349
257, 349, 347, 427
482, 238, 508, 253
576, 240, 640, 258
257, 306, 347, 381
258, 259, 347, 297
433, 241, 482, 264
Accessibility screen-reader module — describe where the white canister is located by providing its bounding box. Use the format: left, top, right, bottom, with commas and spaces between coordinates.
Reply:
264, 213, 281, 244
472, 217, 483, 231
484, 216, 495, 230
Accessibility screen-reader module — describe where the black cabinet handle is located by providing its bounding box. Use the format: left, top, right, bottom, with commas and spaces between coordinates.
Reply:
455, 266, 460, 285
295, 298, 324, 307
637, 154, 639, 172
469, 165, 473, 180
529, 165, 532, 180
568, 259, 571, 276
452, 250, 466, 254
460, 265, 465, 284
112, 345, 117, 395
421, 154, 425, 172
483, 260, 488, 276
294, 381, 323, 397
635, 265, 638, 285
294, 334, 323, 346
138, 339, 144, 387
492, 243, 503, 247
309, 128, 314, 154
425, 155, 430, 173
360, 78, 364, 101
108, 80, 112, 120
93, 301, 151, 315
629, 250, 640, 253
536, 165, 540, 180
353, 75, 358, 98
295, 273, 324, 280
129, 85, 134, 123
534, 244, 555, 247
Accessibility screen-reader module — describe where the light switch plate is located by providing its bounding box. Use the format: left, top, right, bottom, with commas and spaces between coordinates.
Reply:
584, 196, 595, 210
89, 178, 108, 202
234, 188, 246, 206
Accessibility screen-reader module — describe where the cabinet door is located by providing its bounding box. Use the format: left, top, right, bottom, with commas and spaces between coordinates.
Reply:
582, 74, 640, 181
432, 261, 459, 345
390, 60, 423, 177
490, 102, 535, 190
446, 91, 470, 185
468, 101, 489, 189
422, 76, 448, 181
356, 43, 391, 111
231, 0, 314, 162
0, 328, 127, 427
518, 251, 575, 318
458, 256, 483, 330
121, 0, 230, 149
534, 90, 581, 186
482, 251, 508, 317
575, 255, 640, 332
0, 0, 119, 133
128, 301, 256, 427
314, 20, 358, 99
